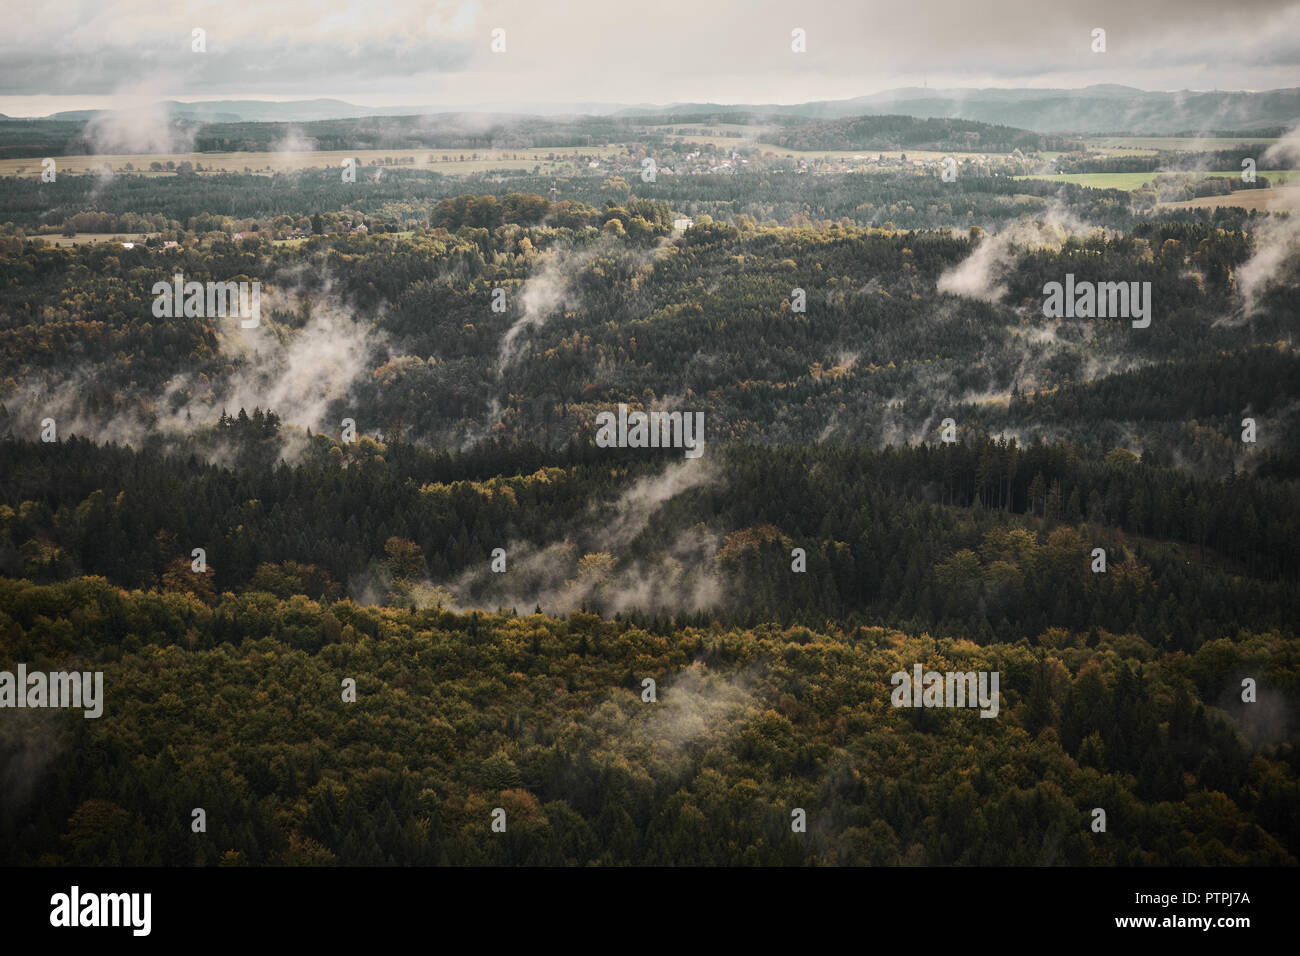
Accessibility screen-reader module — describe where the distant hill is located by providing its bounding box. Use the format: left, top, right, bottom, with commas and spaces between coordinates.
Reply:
45, 99, 383, 124
765, 114, 1080, 153
4, 86, 1296, 153
826, 86, 1300, 135
617, 86, 1300, 135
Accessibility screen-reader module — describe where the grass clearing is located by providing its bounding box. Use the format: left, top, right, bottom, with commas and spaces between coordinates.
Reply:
1158, 185, 1300, 211
1086, 136, 1282, 151
28, 232, 161, 246
1018, 170, 1296, 190
0, 146, 629, 178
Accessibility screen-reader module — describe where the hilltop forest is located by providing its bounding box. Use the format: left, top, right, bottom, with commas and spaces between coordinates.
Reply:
1, 133, 1298, 868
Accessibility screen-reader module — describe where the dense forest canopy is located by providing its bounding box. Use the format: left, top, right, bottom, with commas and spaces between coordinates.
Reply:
1, 107, 1298, 868
3, 578, 1295, 866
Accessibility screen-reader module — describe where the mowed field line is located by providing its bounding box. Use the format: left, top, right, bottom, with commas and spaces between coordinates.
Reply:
0, 146, 628, 177
2, 142, 1056, 178
1017, 170, 1296, 190
1086, 136, 1282, 151
1157, 185, 1300, 211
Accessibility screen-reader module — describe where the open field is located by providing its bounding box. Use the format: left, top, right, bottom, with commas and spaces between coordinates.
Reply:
648, 121, 768, 146
1158, 184, 1300, 210
1018, 170, 1296, 190
26, 229, 424, 247
0, 146, 629, 178
0, 144, 1041, 182
668, 133, 762, 149
1086, 135, 1282, 151
28, 231, 161, 246
754, 145, 1019, 163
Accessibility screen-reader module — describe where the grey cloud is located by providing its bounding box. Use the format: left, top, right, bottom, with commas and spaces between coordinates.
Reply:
1, 38, 476, 95
1, 0, 1296, 103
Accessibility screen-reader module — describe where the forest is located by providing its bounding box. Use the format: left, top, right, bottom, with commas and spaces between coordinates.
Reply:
765, 115, 1080, 153
1, 116, 1298, 867
0, 111, 1073, 160
0, 113, 695, 159
2, 430, 1298, 638
1, 568, 1296, 865
1, 198, 1289, 464
0, 164, 1145, 236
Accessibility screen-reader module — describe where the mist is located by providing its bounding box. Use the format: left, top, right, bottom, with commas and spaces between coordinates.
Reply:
1235, 209, 1300, 317
425, 457, 727, 616
82, 100, 196, 155
2, 267, 386, 465
936, 206, 1095, 304
497, 237, 669, 372
607, 662, 760, 760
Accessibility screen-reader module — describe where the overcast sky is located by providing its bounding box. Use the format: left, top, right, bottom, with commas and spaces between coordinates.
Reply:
2, 0, 1298, 115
